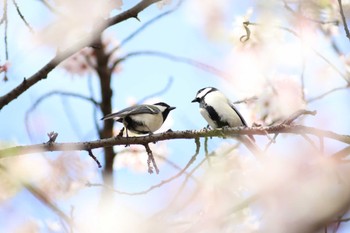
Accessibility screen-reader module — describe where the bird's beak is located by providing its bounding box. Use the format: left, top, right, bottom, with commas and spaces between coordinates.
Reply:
191, 98, 199, 103
169, 106, 176, 111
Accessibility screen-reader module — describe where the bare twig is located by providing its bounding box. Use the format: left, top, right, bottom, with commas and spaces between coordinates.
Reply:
86, 138, 201, 195
233, 96, 258, 104
115, 0, 184, 51
301, 134, 320, 153
242, 21, 349, 83
155, 154, 198, 183
11, 0, 34, 32
307, 85, 350, 103
319, 136, 325, 153
159, 144, 240, 215
338, 0, 350, 42
25, 90, 100, 141
47, 131, 58, 143
115, 50, 230, 79
86, 75, 101, 137
137, 76, 174, 104
87, 149, 102, 168
283, 0, 339, 25
37, 0, 57, 14
3, 0, 8, 60
282, 109, 317, 125
204, 137, 211, 165
264, 110, 317, 152
264, 133, 278, 152
144, 144, 159, 174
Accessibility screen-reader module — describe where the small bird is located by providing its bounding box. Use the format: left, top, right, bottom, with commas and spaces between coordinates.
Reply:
191, 87, 254, 140
101, 102, 176, 137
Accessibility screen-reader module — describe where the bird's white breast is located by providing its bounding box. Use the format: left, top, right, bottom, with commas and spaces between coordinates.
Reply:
204, 91, 243, 127
129, 113, 163, 132
200, 108, 217, 128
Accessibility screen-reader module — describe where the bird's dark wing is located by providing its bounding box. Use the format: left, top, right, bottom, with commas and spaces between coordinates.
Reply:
101, 104, 160, 120
229, 102, 256, 141
229, 102, 248, 127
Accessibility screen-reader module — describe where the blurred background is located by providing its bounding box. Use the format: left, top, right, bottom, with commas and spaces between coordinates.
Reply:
0, 0, 350, 232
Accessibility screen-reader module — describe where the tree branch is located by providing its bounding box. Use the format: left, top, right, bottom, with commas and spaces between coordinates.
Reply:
1, 124, 350, 158
106, 0, 161, 27
0, 0, 162, 110
338, 0, 350, 42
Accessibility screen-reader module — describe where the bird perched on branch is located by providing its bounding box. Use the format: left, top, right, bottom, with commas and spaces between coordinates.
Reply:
191, 87, 255, 141
101, 102, 176, 137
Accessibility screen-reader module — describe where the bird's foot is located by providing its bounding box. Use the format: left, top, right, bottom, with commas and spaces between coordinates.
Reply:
203, 125, 211, 131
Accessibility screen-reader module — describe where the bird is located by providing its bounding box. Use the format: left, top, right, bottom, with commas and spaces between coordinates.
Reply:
191, 87, 255, 141
101, 102, 176, 137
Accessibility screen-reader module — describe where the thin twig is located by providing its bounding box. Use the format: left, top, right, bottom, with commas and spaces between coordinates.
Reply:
204, 137, 211, 166
60, 96, 84, 139
319, 136, 325, 153
338, 0, 350, 42
87, 75, 101, 137
37, 0, 57, 14
156, 154, 198, 183
144, 143, 159, 174
137, 76, 174, 104
264, 133, 278, 152
232, 96, 258, 104
282, 109, 317, 125
3, 0, 8, 60
264, 110, 317, 152
283, 0, 339, 25
115, 0, 184, 51
158, 144, 240, 216
11, 0, 34, 32
87, 149, 102, 168
86, 138, 201, 195
301, 134, 320, 152
307, 85, 350, 103
114, 50, 230, 79
242, 21, 350, 83
25, 90, 100, 141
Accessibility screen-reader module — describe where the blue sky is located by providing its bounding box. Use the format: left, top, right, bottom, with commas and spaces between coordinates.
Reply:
1, 0, 350, 232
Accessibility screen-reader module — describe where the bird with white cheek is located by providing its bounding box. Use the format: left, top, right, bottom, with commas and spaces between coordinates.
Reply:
191, 87, 255, 141
101, 102, 176, 137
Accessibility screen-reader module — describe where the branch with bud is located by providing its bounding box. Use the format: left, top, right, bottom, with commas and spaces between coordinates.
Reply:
1, 110, 350, 172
